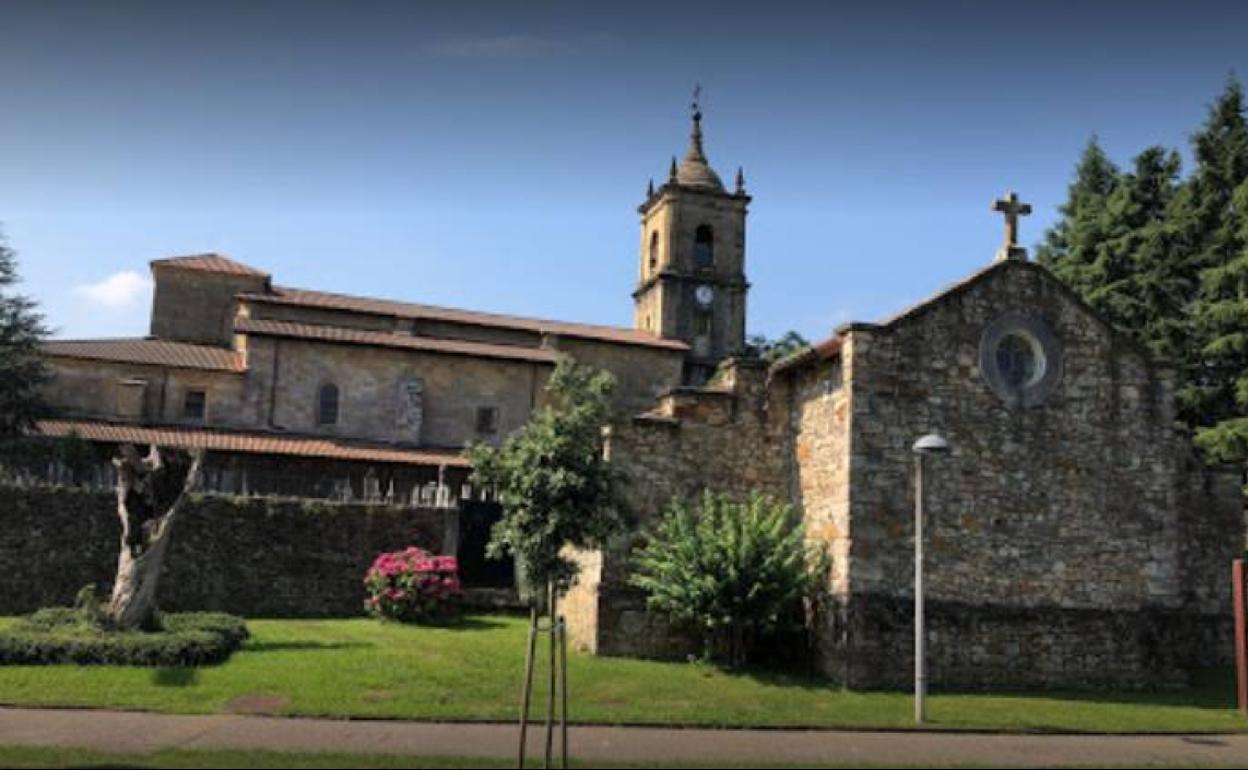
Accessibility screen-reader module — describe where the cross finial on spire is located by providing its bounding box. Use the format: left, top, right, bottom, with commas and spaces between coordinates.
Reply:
992, 191, 1032, 262
735, 166, 746, 195
685, 83, 708, 163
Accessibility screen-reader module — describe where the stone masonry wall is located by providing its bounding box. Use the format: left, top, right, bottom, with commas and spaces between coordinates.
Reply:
565, 359, 788, 656
834, 261, 1242, 688
151, 267, 268, 347
0, 485, 452, 617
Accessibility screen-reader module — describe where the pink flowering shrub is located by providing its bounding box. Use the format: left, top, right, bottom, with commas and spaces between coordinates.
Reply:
364, 547, 463, 623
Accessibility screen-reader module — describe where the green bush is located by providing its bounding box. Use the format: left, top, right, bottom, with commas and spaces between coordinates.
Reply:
629, 492, 828, 668
0, 608, 249, 666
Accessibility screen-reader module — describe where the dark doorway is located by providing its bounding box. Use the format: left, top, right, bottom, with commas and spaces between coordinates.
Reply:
458, 500, 514, 587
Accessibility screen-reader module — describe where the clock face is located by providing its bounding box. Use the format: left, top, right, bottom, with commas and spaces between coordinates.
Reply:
695, 285, 714, 307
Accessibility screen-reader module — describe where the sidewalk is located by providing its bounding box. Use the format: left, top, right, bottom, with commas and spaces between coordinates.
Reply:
3, 706, 1248, 766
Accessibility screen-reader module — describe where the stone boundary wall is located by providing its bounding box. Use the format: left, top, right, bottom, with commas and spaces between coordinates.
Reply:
0, 485, 455, 617
837, 595, 1232, 690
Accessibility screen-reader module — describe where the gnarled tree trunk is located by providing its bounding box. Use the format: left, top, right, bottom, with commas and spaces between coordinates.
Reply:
107, 444, 203, 630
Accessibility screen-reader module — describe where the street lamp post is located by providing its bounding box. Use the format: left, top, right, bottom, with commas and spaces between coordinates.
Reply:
912, 433, 950, 725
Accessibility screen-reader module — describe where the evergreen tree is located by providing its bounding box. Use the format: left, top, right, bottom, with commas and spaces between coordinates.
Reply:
1193, 175, 1248, 464
1187, 78, 1248, 461
1036, 136, 1120, 296
0, 229, 49, 439
1083, 147, 1184, 341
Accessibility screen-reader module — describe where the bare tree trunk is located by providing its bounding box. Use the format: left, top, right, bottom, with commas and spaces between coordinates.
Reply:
106, 444, 203, 630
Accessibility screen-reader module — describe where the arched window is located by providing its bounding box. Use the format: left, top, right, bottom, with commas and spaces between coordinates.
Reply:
693, 225, 714, 269
648, 231, 660, 273
317, 383, 339, 426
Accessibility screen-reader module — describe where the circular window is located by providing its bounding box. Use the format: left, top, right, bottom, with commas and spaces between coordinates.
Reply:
980, 315, 1061, 407
995, 332, 1044, 389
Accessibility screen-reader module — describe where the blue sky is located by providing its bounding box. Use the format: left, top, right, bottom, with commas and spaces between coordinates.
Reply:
3, 0, 1246, 342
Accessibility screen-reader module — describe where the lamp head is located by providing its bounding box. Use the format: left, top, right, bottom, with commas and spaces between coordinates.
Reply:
912, 433, 951, 456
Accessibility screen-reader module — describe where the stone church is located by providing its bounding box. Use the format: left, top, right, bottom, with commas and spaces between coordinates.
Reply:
37, 105, 1242, 689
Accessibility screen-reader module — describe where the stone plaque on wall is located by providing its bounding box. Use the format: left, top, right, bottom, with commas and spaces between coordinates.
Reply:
396, 377, 425, 444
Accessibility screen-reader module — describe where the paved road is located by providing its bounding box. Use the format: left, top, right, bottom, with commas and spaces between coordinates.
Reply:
3, 707, 1248, 766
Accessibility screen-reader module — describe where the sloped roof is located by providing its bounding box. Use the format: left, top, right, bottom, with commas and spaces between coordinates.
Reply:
35, 419, 470, 468
235, 318, 560, 365
772, 259, 1163, 376
42, 338, 245, 373
151, 253, 270, 278
239, 286, 689, 352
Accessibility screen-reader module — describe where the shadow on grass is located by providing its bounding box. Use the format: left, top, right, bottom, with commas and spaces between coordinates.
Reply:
244, 640, 375, 654
151, 667, 199, 687
980, 666, 1238, 712
730, 662, 1238, 713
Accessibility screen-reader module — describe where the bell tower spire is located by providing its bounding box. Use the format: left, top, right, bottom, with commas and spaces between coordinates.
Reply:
632, 88, 752, 385
686, 83, 707, 163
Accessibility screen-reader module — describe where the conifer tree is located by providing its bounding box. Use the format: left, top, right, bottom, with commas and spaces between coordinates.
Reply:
1187, 78, 1248, 461
0, 229, 49, 440
1086, 147, 1186, 359
1037, 136, 1120, 296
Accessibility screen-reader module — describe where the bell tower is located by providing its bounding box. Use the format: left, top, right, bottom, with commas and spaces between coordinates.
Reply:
633, 92, 750, 385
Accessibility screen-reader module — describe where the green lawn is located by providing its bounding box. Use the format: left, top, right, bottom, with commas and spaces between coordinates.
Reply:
0, 614, 1244, 733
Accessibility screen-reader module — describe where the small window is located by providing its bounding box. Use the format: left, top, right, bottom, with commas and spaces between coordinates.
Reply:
183, 390, 206, 421
696, 312, 713, 337
318, 383, 340, 426
648, 231, 660, 273
693, 225, 714, 269
476, 406, 499, 436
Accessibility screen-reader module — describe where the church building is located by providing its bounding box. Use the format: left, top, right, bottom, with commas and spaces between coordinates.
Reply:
36, 104, 1243, 689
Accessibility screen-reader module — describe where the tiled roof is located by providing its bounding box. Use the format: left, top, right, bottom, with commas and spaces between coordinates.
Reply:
151, 253, 270, 278
236, 318, 561, 365
42, 338, 245, 373
240, 286, 689, 352
36, 419, 470, 468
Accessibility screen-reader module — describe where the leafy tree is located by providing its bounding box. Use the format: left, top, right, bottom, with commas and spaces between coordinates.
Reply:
0, 229, 50, 440
745, 330, 811, 363
629, 492, 827, 668
468, 357, 628, 594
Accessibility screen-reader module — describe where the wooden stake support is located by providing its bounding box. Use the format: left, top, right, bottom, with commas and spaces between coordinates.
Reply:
1234, 559, 1247, 715
517, 582, 569, 768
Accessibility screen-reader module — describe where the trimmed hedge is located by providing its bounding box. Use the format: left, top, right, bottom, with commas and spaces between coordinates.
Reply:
0, 609, 249, 666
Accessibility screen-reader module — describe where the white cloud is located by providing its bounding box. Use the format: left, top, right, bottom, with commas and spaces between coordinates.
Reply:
74, 270, 152, 310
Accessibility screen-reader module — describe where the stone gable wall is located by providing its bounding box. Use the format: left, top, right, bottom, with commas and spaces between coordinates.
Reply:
0, 485, 452, 617
833, 262, 1242, 687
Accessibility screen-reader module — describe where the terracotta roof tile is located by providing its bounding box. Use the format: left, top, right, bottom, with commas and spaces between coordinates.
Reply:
151, 253, 270, 277
42, 338, 245, 373
36, 419, 469, 468
235, 318, 560, 365
240, 286, 689, 352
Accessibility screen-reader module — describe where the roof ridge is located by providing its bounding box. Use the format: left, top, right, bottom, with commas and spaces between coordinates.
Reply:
151, 253, 270, 277
238, 284, 689, 351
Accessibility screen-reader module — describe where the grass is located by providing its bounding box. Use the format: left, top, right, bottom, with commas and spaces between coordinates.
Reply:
0, 614, 1245, 733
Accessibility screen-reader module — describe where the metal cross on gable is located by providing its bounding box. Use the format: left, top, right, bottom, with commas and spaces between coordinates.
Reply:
992, 191, 1032, 249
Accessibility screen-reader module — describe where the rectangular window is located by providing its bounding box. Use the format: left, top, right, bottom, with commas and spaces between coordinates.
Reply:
475, 406, 499, 436
183, 390, 206, 421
